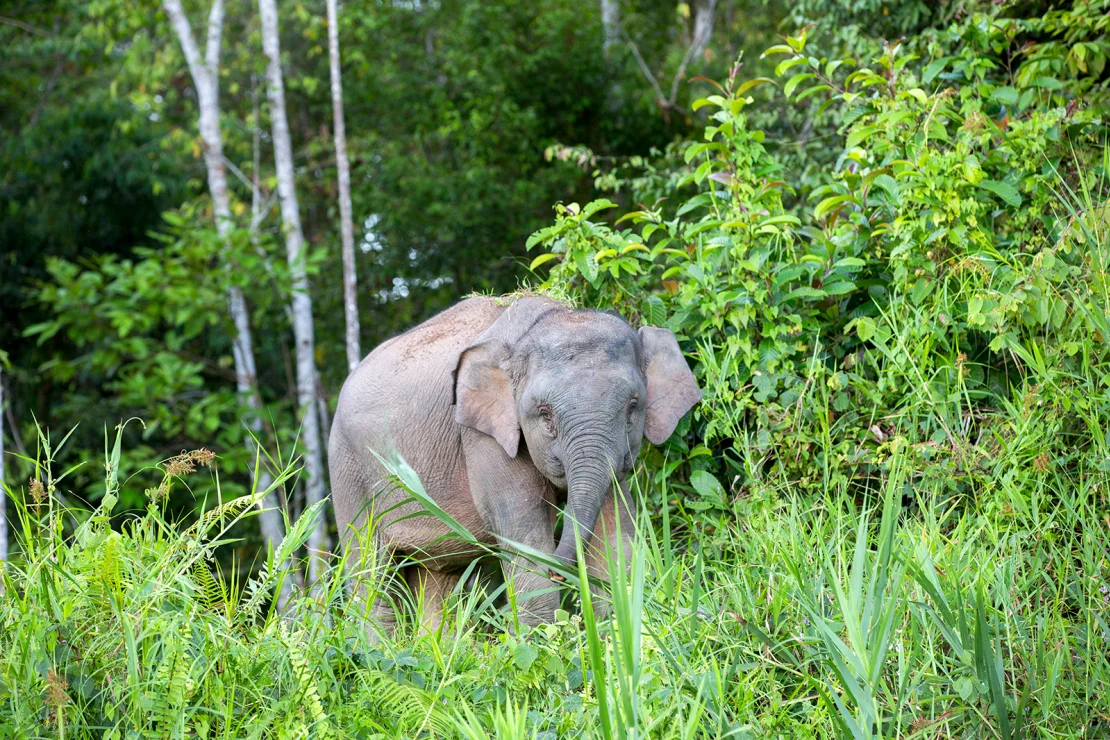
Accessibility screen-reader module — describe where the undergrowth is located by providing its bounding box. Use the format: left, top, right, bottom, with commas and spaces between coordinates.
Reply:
1, 420, 1108, 739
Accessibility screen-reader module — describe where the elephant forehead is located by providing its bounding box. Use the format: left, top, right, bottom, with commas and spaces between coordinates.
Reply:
523, 325, 640, 364
525, 361, 644, 403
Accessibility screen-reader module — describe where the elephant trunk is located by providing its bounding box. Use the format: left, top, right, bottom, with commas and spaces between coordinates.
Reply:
552, 437, 614, 568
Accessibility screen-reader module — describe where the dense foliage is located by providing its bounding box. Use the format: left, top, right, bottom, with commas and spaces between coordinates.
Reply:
530, 2, 1110, 531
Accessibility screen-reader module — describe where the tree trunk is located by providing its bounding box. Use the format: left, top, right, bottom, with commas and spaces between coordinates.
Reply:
326, 0, 361, 373
689, 0, 718, 63
0, 366, 8, 571
162, 0, 286, 592
600, 0, 620, 57
258, 0, 329, 585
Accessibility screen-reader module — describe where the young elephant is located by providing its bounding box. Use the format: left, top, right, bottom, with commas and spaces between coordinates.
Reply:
328, 295, 701, 632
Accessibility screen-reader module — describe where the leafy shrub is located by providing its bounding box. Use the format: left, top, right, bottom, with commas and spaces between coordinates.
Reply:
528, 5, 1110, 523
23, 203, 307, 512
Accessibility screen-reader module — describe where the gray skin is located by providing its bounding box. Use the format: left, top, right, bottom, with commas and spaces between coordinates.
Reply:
329, 295, 701, 632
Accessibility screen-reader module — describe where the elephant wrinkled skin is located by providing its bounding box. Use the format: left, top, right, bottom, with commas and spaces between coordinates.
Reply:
328, 295, 701, 634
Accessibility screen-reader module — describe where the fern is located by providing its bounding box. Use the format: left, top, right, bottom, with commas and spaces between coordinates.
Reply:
183, 491, 269, 540
239, 499, 328, 620
98, 531, 124, 602
356, 667, 457, 737
280, 624, 333, 740
149, 623, 187, 740
191, 561, 223, 612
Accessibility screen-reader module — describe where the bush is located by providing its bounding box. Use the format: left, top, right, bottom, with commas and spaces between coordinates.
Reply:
528, 4, 1110, 528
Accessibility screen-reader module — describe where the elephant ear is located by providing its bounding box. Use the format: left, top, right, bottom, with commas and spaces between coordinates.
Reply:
639, 326, 702, 445
454, 339, 520, 457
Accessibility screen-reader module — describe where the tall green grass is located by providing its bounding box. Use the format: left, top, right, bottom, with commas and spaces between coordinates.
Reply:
2, 416, 1108, 738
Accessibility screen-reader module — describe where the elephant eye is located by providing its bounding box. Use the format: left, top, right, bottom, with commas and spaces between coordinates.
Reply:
537, 403, 556, 434
626, 397, 639, 423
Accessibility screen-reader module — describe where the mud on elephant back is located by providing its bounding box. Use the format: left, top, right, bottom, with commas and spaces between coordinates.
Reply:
328, 293, 702, 637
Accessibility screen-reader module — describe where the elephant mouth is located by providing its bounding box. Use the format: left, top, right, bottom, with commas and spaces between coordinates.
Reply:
546, 457, 567, 489
547, 469, 568, 490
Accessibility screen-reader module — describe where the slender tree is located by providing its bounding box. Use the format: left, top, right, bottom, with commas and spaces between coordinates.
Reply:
0, 365, 7, 569
258, 0, 329, 583
326, 0, 360, 373
162, 0, 285, 566
689, 0, 718, 63
601, 0, 620, 57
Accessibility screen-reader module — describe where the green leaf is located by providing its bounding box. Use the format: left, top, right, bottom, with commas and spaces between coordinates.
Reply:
526, 223, 564, 250
684, 142, 712, 164
853, 316, 876, 342
775, 56, 808, 77
871, 174, 901, 202
1031, 76, 1063, 90
580, 199, 618, 220
783, 286, 827, 301
690, 470, 724, 500
784, 72, 815, 97
795, 84, 832, 102
911, 277, 934, 305
642, 295, 667, 326
528, 253, 559, 271
822, 281, 856, 296
735, 77, 776, 96
513, 642, 538, 670
761, 44, 794, 58
576, 251, 599, 284
814, 194, 857, 220
963, 154, 984, 184
845, 125, 880, 150
757, 214, 801, 229
978, 180, 1022, 207
990, 86, 1018, 107
923, 57, 951, 84
904, 87, 928, 104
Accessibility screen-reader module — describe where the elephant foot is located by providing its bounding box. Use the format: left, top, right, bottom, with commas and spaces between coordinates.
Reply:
405, 566, 462, 638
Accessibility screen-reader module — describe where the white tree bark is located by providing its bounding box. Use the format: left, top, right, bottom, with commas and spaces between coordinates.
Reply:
326, 0, 361, 373
0, 366, 7, 569
162, 0, 286, 576
689, 0, 718, 66
258, 0, 329, 584
601, 0, 620, 57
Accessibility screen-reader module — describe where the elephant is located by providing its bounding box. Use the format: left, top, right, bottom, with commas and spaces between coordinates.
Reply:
328, 294, 701, 633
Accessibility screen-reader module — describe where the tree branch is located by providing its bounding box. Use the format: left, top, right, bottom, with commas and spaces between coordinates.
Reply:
623, 30, 669, 109
668, 0, 718, 105
162, 0, 208, 91
621, 0, 719, 115
250, 188, 280, 234
204, 0, 224, 79
27, 54, 64, 129
221, 153, 257, 195
0, 15, 52, 37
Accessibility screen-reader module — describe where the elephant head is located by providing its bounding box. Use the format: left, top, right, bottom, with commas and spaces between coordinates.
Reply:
453, 298, 701, 567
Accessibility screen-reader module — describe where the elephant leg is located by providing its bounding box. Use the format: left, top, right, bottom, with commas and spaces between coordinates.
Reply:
582, 480, 636, 620
406, 566, 461, 636
342, 523, 400, 642
498, 523, 562, 629
461, 427, 561, 629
